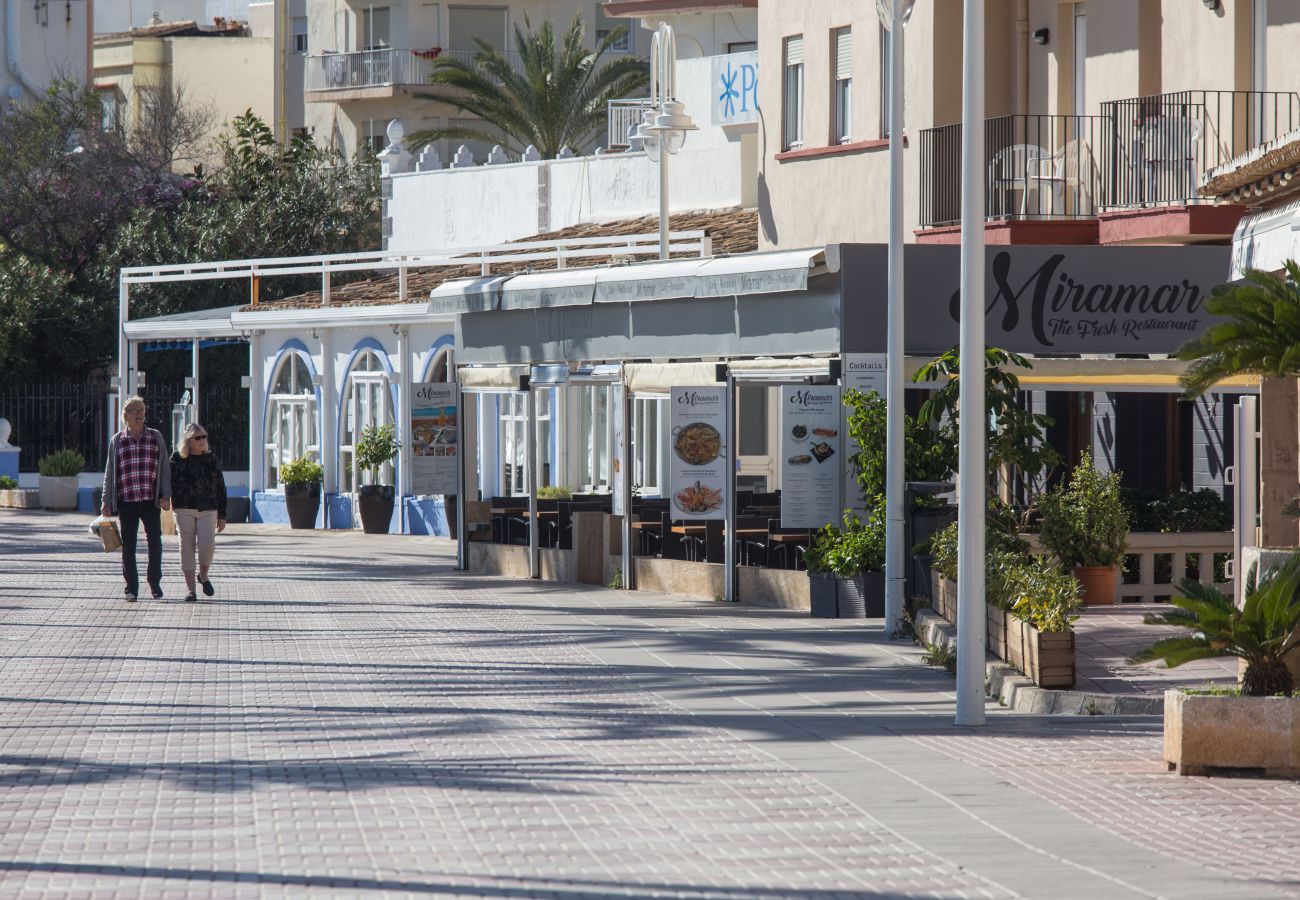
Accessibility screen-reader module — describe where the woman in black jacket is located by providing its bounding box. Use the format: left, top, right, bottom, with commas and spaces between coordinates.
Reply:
170, 423, 228, 602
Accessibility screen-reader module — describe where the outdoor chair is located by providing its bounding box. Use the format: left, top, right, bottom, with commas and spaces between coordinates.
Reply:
1025, 138, 1098, 217
766, 518, 809, 570
986, 143, 1047, 217
734, 515, 771, 567
1137, 114, 1201, 203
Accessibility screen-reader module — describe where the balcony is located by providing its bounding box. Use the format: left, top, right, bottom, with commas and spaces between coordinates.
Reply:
918, 113, 1106, 244
918, 91, 1300, 245
607, 97, 653, 149
306, 48, 523, 99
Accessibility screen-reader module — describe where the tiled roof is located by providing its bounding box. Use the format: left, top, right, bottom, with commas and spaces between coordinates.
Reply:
95, 20, 246, 42
1201, 128, 1300, 201
241, 207, 758, 313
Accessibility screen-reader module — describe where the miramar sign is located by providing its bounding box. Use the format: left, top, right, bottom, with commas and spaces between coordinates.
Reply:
840, 244, 1233, 356
711, 51, 758, 126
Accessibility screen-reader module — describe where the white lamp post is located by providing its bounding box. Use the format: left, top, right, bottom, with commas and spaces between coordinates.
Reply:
875, 0, 915, 640
636, 23, 696, 261
956, 0, 987, 727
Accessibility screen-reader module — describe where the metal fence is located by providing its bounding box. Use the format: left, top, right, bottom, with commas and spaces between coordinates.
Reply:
306, 48, 524, 92
608, 98, 653, 149
919, 114, 1106, 228
0, 379, 247, 473
1102, 89, 1300, 208
919, 91, 1300, 227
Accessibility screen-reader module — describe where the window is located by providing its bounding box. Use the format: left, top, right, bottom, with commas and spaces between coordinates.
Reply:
498, 390, 551, 496
728, 41, 757, 53
631, 397, 665, 497
1073, 3, 1086, 114
264, 354, 319, 490
832, 27, 852, 144
98, 87, 123, 134
292, 16, 307, 54
578, 385, 612, 492
879, 24, 891, 138
362, 6, 390, 50
783, 35, 804, 150
364, 120, 389, 156
449, 5, 506, 51
340, 351, 393, 493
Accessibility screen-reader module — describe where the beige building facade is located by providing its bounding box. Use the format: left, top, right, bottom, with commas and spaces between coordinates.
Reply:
759, 0, 1300, 251
304, 0, 637, 161
94, 8, 304, 168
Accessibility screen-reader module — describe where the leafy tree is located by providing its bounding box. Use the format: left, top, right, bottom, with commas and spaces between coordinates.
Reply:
1175, 261, 1300, 397
408, 15, 649, 158
1132, 553, 1300, 696
842, 388, 956, 507
913, 345, 1061, 500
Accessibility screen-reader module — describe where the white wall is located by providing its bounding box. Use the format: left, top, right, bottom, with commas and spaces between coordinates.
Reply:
2, 0, 89, 100
387, 53, 752, 252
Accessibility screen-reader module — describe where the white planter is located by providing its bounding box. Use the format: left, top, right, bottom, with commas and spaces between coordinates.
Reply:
37, 476, 78, 510
0, 488, 40, 508
1165, 690, 1300, 778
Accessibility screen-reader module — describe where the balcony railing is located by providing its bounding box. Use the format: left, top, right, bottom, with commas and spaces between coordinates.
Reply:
919, 114, 1106, 228
608, 97, 653, 149
306, 48, 523, 93
919, 91, 1300, 228
1101, 89, 1300, 208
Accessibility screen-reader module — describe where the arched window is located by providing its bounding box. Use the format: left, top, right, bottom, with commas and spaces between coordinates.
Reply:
340, 350, 394, 492
264, 353, 319, 489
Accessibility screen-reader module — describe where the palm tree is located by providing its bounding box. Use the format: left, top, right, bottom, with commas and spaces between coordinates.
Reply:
407, 15, 649, 160
1131, 553, 1300, 696
1175, 260, 1300, 397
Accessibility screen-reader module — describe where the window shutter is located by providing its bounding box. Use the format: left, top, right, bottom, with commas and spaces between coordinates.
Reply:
785, 35, 804, 66
835, 28, 852, 80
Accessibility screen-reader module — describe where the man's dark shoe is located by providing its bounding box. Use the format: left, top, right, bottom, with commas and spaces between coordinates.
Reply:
150, 587, 164, 600
200, 577, 214, 597
184, 592, 197, 602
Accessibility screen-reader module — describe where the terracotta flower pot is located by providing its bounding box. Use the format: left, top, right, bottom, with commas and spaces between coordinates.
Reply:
1073, 564, 1119, 605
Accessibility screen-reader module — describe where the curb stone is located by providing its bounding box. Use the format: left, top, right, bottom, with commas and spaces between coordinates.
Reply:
914, 608, 1163, 716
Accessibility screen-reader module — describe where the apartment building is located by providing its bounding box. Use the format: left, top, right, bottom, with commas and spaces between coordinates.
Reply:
0, 0, 90, 100
94, 3, 306, 165
303, 0, 637, 161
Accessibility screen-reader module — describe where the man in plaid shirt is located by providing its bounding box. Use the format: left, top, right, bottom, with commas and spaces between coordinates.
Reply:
101, 396, 172, 601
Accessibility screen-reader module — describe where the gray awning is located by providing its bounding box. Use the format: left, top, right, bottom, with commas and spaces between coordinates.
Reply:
500, 269, 596, 310
428, 275, 508, 315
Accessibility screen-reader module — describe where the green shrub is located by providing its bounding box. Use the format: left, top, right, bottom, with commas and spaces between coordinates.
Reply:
38, 448, 84, 477
1122, 487, 1231, 533
0, 475, 17, 489
537, 485, 572, 499
1038, 451, 1129, 568
804, 500, 886, 578
355, 424, 398, 483
930, 523, 1081, 632
279, 456, 323, 485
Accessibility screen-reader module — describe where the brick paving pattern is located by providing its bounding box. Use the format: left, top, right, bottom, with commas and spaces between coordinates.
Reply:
1, 510, 1297, 899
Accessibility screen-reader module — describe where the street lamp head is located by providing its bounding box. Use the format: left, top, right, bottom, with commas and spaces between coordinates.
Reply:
635, 108, 661, 161
875, 0, 916, 30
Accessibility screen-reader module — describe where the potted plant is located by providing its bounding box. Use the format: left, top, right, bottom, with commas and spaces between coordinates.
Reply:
1133, 554, 1300, 776
279, 456, 323, 529
38, 448, 84, 510
1037, 451, 1129, 605
803, 500, 886, 618
355, 424, 398, 534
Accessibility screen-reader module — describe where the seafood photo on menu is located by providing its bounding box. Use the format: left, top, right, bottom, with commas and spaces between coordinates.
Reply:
673, 480, 723, 514
674, 422, 722, 466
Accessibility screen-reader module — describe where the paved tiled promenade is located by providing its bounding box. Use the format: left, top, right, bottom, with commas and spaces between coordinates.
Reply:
2, 511, 1299, 899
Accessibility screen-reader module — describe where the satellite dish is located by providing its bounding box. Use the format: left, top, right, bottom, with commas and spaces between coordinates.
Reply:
876, 0, 916, 30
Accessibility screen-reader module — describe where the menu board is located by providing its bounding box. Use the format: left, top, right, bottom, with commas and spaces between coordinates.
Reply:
780, 385, 843, 529
668, 386, 729, 521
411, 382, 458, 496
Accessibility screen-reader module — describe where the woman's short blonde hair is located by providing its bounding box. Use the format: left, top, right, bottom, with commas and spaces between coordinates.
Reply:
120, 395, 146, 426
180, 422, 208, 459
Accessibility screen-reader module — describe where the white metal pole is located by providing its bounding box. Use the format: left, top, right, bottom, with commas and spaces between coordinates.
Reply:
248, 332, 265, 495
397, 328, 411, 534
620, 385, 634, 589
527, 386, 539, 579
956, 0, 987, 727
658, 148, 670, 261
118, 276, 129, 400
456, 378, 468, 571
191, 339, 200, 423
724, 371, 737, 602
884, 1, 907, 637
319, 329, 334, 528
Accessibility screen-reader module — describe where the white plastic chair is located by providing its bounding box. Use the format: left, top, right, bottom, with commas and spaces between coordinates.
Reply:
1026, 139, 1098, 217
1139, 114, 1202, 202
986, 143, 1046, 217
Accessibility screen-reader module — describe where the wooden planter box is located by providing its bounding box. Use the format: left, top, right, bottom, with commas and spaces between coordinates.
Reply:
930, 573, 1075, 688
1165, 690, 1300, 777
0, 488, 39, 508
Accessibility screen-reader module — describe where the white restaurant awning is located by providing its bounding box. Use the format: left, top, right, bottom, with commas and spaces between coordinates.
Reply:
624, 361, 722, 395
458, 365, 528, 392
499, 269, 596, 310
694, 248, 828, 298
428, 275, 508, 315
593, 259, 703, 303
1230, 197, 1300, 279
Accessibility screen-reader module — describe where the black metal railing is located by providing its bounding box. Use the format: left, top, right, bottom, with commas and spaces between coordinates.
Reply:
920, 91, 1300, 228
1101, 89, 1300, 207
0, 379, 248, 473
919, 113, 1106, 228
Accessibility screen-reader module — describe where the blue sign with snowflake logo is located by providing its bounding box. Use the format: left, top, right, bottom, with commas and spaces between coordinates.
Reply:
711, 52, 758, 126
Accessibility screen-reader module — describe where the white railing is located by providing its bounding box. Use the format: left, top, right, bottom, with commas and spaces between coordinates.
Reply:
307, 48, 524, 92
121, 231, 713, 304
608, 98, 654, 149
1025, 531, 1233, 605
